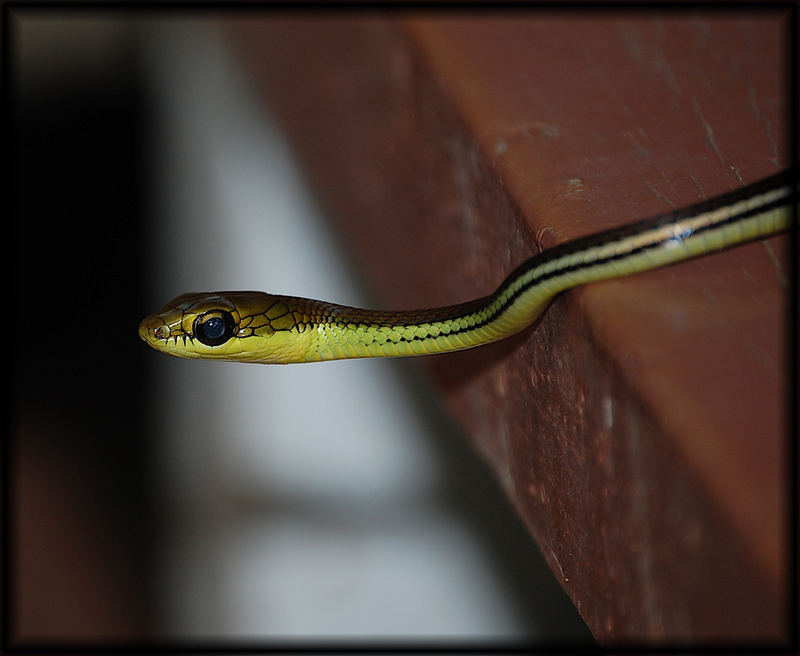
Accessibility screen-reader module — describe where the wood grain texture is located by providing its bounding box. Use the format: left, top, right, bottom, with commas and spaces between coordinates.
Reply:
230, 12, 791, 644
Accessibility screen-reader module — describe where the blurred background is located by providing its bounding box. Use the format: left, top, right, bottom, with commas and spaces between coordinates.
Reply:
8, 10, 593, 645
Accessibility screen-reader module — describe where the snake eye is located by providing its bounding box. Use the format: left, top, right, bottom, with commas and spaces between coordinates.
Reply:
194, 311, 236, 347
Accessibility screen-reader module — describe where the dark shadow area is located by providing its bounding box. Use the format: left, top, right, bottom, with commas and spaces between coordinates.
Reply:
6, 13, 155, 642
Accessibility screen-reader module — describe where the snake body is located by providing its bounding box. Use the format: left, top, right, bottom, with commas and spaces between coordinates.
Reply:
139, 169, 795, 364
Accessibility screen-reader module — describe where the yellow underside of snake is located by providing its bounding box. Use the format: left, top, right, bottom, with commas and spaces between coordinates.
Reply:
139, 170, 795, 364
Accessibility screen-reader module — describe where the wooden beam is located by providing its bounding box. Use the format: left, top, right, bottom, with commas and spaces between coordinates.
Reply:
230, 13, 791, 644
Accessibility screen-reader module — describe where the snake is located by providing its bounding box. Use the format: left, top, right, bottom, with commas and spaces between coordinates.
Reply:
139, 169, 795, 364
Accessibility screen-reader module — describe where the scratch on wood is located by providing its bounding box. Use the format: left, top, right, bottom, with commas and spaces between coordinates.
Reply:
747, 83, 760, 123
625, 127, 657, 168
736, 258, 759, 288
692, 17, 710, 46
689, 175, 707, 199
626, 129, 684, 202
763, 117, 780, 167
730, 165, 745, 186
524, 122, 561, 141
492, 121, 561, 147
762, 241, 788, 288
536, 225, 558, 249
550, 547, 568, 582
558, 178, 585, 200
643, 178, 676, 209
746, 84, 780, 167
620, 24, 644, 67
691, 97, 725, 165
602, 397, 614, 430
687, 51, 714, 96
651, 47, 681, 96
619, 23, 681, 96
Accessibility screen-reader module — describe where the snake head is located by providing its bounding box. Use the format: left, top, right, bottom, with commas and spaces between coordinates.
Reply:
138, 292, 241, 359
139, 291, 317, 363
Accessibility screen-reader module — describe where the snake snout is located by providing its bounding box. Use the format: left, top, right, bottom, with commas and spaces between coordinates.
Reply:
139, 315, 169, 343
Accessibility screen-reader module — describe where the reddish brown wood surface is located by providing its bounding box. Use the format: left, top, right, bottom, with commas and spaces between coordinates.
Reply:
229, 14, 791, 644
